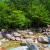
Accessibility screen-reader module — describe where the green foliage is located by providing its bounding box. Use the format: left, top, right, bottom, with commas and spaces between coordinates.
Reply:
0, 2, 11, 29
0, 0, 50, 29
7, 10, 26, 28
31, 4, 49, 27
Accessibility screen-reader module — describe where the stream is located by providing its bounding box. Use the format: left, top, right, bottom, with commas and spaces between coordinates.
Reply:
0, 37, 50, 50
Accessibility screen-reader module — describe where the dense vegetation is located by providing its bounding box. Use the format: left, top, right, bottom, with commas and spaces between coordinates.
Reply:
0, 0, 50, 29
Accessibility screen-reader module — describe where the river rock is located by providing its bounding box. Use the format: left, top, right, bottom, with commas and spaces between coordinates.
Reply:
42, 27, 46, 32
13, 32, 21, 37
43, 32, 48, 35
6, 34, 15, 40
17, 30, 27, 36
41, 45, 50, 50
37, 28, 42, 32
37, 36, 49, 43
10, 36, 15, 40
0, 32, 3, 38
6, 34, 12, 38
15, 37, 21, 41
1, 29, 6, 33
28, 32, 33, 35
21, 39, 27, 45
27, 42, 39, 50
26, 38, 33, 43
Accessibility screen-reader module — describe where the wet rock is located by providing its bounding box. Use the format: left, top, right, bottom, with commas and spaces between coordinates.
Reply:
27, 42, 39, 50
37, 36, 49, 43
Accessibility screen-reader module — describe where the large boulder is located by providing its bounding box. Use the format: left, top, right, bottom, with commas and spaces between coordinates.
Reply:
6, 34, 15, 40
6, 34, 12, 38
27, 42, 39, 50
37, 36, 49, 43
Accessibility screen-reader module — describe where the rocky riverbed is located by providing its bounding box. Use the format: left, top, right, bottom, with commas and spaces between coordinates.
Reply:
0, 33, 50, 50
0, 29, 50, 50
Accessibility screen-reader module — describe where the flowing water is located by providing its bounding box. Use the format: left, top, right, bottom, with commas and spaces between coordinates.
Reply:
8, 46, 28, 50
7, 39, 50, 50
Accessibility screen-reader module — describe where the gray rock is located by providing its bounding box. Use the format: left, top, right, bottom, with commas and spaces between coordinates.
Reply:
15, 37, 21, 41
27, 42, 39, 50
41, 45, 50, 50
28, 32, 33, 35
37, 28, 42, 32
6, 34, 15, 40
37, 36, 49, 43
1, 29, 6, 33
47, 25, 50, 28
10, 36, 15, 40
26, 38, 33, 43
0, 32, 3, 38
21, 39, 27, 44
43, 32, 48, 35
13, 32, 21, 37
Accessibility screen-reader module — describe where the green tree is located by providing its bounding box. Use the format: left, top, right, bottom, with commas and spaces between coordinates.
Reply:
0, 2, 11, 29
31, 4, 49, 27
8, 10, 31, 29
